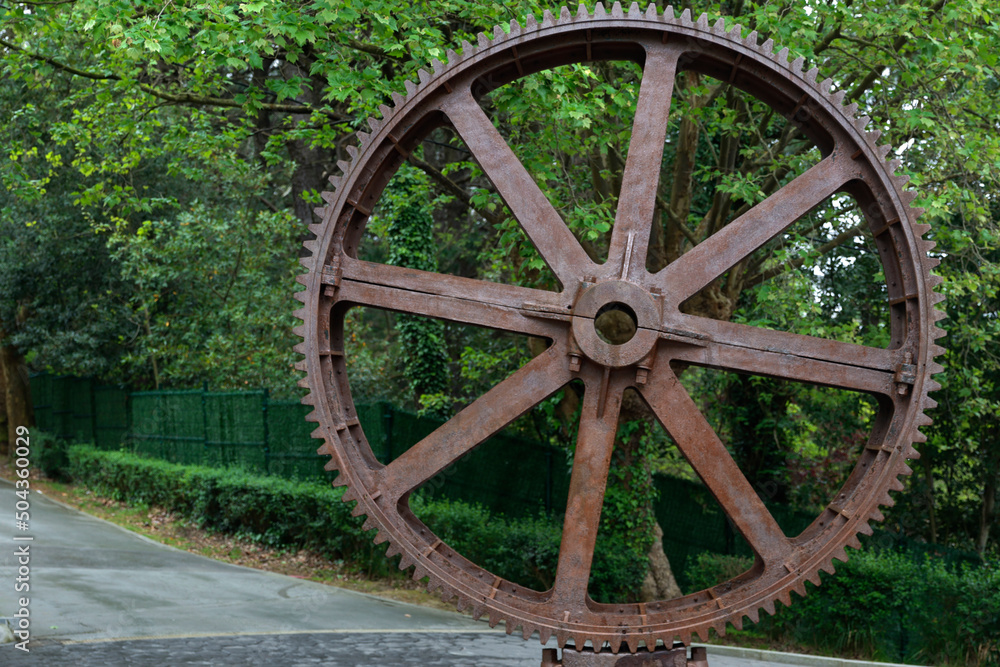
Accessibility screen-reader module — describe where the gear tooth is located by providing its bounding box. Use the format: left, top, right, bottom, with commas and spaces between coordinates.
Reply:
900, 191, 918, 207
854, 115, 871, 131
680, 8, 692, 24
926, 379, 942, 393
832, 546, 849, 562
362, 516, 379, 532
761, 38, 774, 54
865, 129, 882, 144
609, 634, 623, 653
346, 145, 359, 160
792, 582, 807, 598
295, 272, 309, 286
509, 19, 522, 35
728, 24, 743, 39
928, 361, 945, 375
398, 553, 415, 571
412, 564, 429, 581
367, 116, 382, 132
791, 56, 804, 73
778, 589, 792, 607
844, 102, 859, 117
818, 77, 833, 93
731, 615, 744, 631
323, 457, 339, 471
321, 190, 337, 204
923, 396, 939, 410
316, 441, 333, 456
712, 17, 726, 33
538, 625, 553, 645
294, 360, 307, 372
696, 12, 709, 29
504, 620, 516, 636
492, 25, 504, 41
299, 256, 313, 269
293, 287, 308, 300
476, 32, 490, 49
664, 5, 676, 21
337, 160, 351, 175
391, 90, 406, 107
913, 222, 931, 236
299, 389, 313, 402
297, 377, 310, 389
292, 322, 306, 337
328, 175, 342, 191
470, 604, 485, 621
404, 79, 417, 95
625, 635, 640, 653
521, 624, 534, 641
292, 309, 307, 322
830, 89, 846, 106
578, 4, 592, 19
342, 486, 358, 502
929, 280, 945, 294
417, 68, 431, 85
541, 9, 557, 27
455, 596, 468, 612
847, 533, 864, 550
900, 462, 914, 477
747, 608, 761, 623
745, 29, 758, 45
378, 103, 392, 119
446, 48, 459, 66
875, 143, 892, 160
776, 47, 789, 64
312, 207, 327, 221
430, 57, 445, 75
912, 428, 927, 445
385, 542, 401, 558
525, 13, 538, 29
302, 239, 318, 254
607, 2, 623, 19
646, 4, 658, 20
561, 6, 574, 21
373, 529, 388, 544
304, 409, 319, 423
762, 599, 777, 616
805, 66, 819, 83
804, 572, 821, 587
487, 610, 501, 628
819, 561, 836, 576
890, 476, 906, 492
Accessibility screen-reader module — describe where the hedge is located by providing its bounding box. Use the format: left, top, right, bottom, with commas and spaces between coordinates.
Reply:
66, 445, 636, 600
687, 552, 1000, 666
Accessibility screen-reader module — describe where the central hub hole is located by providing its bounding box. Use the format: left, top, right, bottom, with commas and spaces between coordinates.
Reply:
594, 302, 638, 345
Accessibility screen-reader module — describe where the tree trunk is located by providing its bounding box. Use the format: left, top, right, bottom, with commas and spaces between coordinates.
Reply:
977, 446, 998, 555
640, 522, 683, 601
0, 352, 8, 457
0, 326, 34, 452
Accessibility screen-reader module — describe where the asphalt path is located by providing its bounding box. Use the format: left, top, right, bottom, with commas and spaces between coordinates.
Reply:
0, 478, 914, 666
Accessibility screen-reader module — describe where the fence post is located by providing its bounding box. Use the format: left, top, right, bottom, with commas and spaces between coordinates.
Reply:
89, 377, 97, 445
382, 402, 394, 463
262, 388, 270, 475
201, 381, 209, 464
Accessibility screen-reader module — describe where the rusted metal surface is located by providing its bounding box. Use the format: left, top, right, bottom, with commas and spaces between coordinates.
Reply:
295, 2, 945, 655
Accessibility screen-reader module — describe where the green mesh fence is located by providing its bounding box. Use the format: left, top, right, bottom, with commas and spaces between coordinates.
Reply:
93, 385, 128, 449
129, 390, 205, 464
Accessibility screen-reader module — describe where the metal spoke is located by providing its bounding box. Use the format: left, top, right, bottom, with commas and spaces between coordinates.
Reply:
607, 43, 682, 281
375, 345, 573, 500
334, 257, 567, 338
639, 368, 790, 563
550, 368, 625, 606
659, 155, 851, 307
667, 316, 899, 396
443, 88, 596, 286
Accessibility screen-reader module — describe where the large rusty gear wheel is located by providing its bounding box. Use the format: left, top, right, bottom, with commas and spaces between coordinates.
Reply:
294, 2, 945, 654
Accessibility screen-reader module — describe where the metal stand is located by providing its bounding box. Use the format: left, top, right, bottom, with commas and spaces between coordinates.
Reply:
541, 644, 708, 666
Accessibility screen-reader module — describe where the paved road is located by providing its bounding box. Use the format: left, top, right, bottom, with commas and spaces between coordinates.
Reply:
0, 479, 912, 666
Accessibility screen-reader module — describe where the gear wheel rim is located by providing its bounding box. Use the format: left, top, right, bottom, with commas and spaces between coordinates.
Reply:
293, 2, 945, 653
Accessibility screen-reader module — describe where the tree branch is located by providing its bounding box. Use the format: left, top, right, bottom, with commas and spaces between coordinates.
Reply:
744, 222, 866, 289
0, 37, 349, 119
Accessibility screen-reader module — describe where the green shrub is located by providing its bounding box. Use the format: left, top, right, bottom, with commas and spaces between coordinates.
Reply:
34, 431, 70, 481
685, 548, 1000, 666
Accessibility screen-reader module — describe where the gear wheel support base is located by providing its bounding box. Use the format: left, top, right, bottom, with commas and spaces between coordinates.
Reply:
542, 644, 708, 666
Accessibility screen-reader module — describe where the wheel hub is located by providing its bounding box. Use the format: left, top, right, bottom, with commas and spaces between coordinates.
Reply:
571, 280, 660, 368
